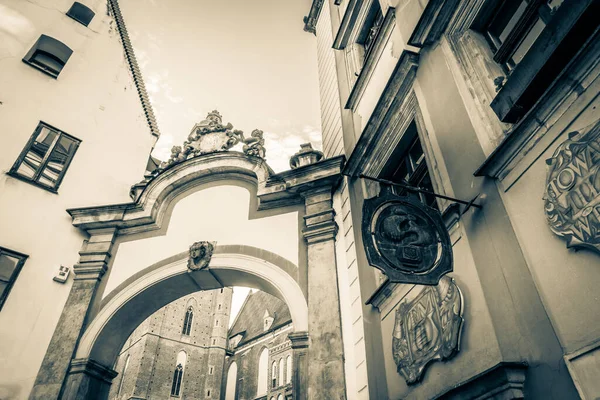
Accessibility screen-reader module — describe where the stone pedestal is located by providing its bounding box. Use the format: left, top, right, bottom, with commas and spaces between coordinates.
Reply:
289, 331, 309, 400
302, 188, 347, 400
29, 229, 116, 400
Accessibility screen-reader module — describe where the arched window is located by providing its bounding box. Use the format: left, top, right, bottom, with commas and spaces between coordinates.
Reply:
278, 358, 284, 387
225, 362, 237, 400
117, 354, 130, 395
170, 351, 187, 396
257, 348, 269, 396
286, 355, 292, 384
271, 361, 277, 388
182, 307, 193, 335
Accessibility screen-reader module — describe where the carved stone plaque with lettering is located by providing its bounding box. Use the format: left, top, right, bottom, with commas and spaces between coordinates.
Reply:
544, 125, 600, 254
392, 276, 464, 384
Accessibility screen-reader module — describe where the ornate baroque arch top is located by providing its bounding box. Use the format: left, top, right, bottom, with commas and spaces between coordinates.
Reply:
66, 110, 344, 236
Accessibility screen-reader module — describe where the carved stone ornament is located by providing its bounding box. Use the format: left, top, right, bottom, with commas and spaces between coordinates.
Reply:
289, 143, 323, 169
362, 186, 453, 285
187, 241, 215, 271
243, 129, 266, 159
544, 124, 600, 254
392, 276, 464, 385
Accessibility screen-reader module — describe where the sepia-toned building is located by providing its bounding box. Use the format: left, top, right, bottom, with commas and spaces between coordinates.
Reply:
108, 288, 232, 400
223, 290, 294, 400
1, 0, 599, 399
304, 0, 600, 399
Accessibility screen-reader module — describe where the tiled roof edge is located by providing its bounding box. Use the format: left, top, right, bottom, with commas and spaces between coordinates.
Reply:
108, 0, 161, 138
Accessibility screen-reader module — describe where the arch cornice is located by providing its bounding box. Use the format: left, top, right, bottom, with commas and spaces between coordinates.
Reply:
66, 151, 345, 233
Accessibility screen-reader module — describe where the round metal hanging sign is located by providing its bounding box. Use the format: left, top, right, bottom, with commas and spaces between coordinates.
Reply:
362, 187, 453, 285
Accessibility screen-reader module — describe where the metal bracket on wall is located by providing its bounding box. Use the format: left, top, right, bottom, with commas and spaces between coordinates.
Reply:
358, 174, 482, 215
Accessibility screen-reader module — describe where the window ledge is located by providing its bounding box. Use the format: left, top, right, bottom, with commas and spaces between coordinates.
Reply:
345, 7, 396, 111
6, 171, 59, 194
408, 0, 461, 47
22, 59, 59, 79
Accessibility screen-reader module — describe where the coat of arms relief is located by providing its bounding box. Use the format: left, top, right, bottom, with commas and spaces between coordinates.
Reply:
392, 276, 464, 384
544, 123, 600, 254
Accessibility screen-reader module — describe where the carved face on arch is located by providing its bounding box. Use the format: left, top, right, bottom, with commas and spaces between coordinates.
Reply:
187, 241, 214, 271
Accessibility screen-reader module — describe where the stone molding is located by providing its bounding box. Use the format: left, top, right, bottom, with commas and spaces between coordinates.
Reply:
303, 0, 324, 34
407, 0, 461, 47
333, 0, 375, 50
343, 51, 419, 177
346, 7, 396, 111
436, 362, 527, 399
107, 0, 161, 138
288, 331, 310, 349
68, 358, 118, 384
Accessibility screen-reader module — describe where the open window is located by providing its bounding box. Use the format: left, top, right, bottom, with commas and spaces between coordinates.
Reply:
66, 2, 95, 27
474, 0, 598, 122
23, 35, 73, 78
9, 122, 80, 192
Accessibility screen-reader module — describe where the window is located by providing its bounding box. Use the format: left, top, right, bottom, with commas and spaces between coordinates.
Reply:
182, 307, 193, 335
66, 2, 95, 26
225, 362, 237, 400
272, 361, 277, 388
23, 35, 72, 78
209, 366, 214, 375
257, 348, 269, 396
380, 123, 438, 209
0, 247, 27, 311
357, 2, 383, 63
476, 0, 597, 122
278, 358, 284, 387
206, 389, 211, 397
286, 356, 292, 384
170, 351, 187, 397
9, 122, 80, 192
117, 354, 130, 396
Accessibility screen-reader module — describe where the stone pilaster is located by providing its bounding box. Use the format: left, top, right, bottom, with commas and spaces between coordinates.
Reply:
302, 188, 347, 399
288, 331, 309, 400
61, 358, 118, 400
29, 228, 117, 400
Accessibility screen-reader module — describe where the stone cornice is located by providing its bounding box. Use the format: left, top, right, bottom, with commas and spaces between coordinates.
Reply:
303, 0, 325, 35
346, 7, 396, 111
66, 152, 344, 235
288, 331, 309, 349
333, 0, 375, 50
108, 0, 161, 138
407, 0, 461, 47
344, 51, 420, 177
68, 358, 118, 383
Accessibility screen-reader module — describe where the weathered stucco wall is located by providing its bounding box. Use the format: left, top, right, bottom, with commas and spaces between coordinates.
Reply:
0, 1, 155, 398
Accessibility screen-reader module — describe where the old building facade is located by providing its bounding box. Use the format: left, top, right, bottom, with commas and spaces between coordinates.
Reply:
108, 288, 232, 400
223, 290, 294, 400
1, 0, 599, 399
304, 0, 600, 398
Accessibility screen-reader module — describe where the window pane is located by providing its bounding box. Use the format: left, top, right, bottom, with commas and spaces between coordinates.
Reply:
38, 135, 76, 187
16, 126, 57, 179
0, 253, 19, 281
31, 51, 64, 74
489, 0, 527, 43
0, 281, 7, 299
511, 17, 546, 65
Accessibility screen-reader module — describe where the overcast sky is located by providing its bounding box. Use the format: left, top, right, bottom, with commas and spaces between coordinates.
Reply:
120, 0, 319, 323
121, 0, 321, 173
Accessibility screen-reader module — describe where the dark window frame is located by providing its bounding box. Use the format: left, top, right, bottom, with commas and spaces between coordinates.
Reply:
22, 35, 73, 79
8, 122, 81, 193
171, 363, 184, 397
0, 247, 28, 311
66, 2, 95, 27
182, 306, 193, 335
379, 122, 439, 209
474, 0, 598, 122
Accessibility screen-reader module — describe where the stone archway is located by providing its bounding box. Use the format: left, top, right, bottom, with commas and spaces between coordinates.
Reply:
28, 115, 347, 400
63, 245, 308, 399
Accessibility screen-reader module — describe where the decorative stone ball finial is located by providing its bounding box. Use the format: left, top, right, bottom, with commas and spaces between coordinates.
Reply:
289, 143, 324, 169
